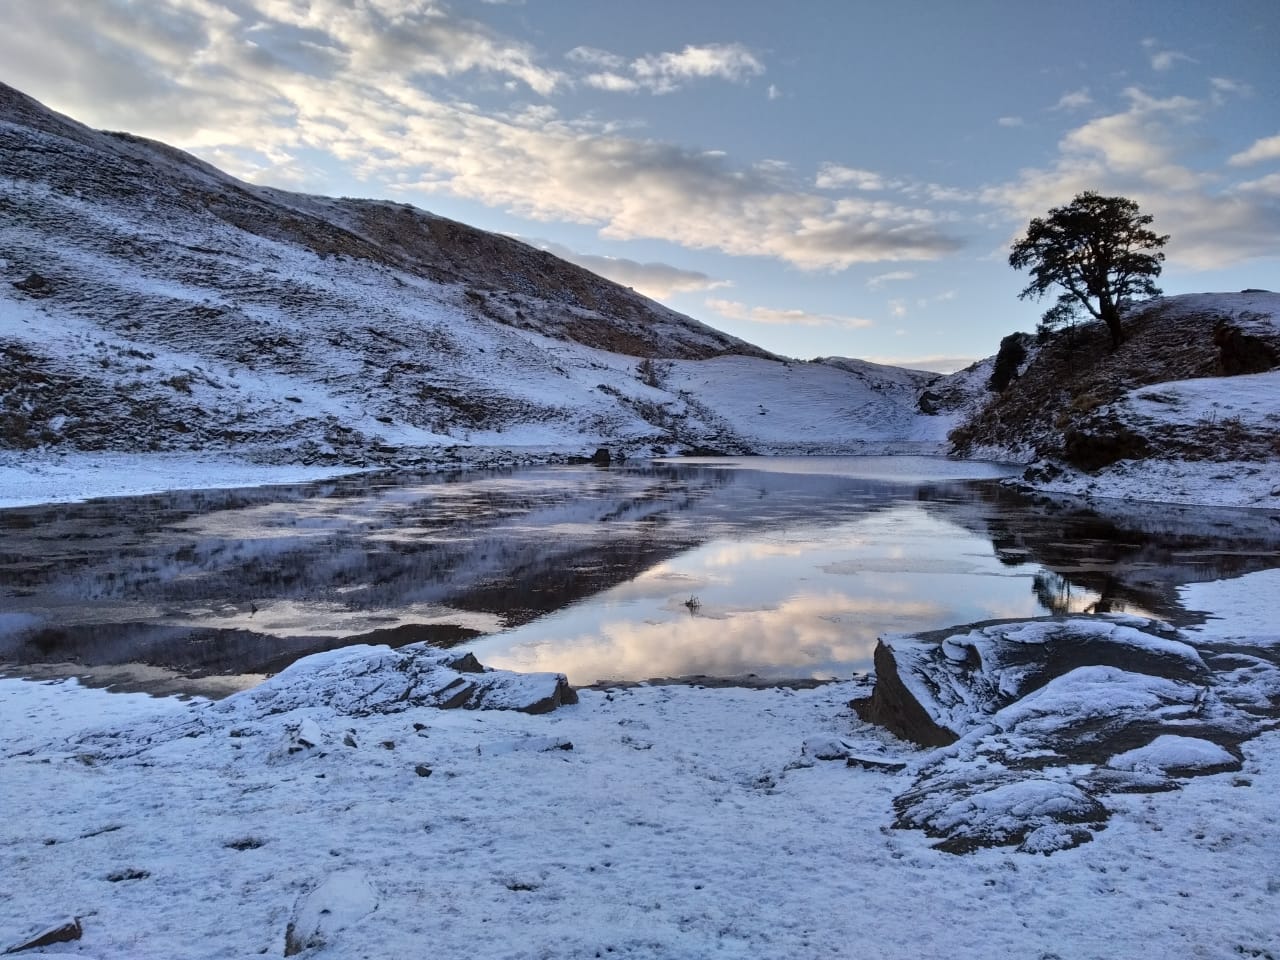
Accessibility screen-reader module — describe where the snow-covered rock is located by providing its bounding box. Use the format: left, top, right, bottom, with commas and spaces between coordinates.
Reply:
858, 615, 1277, 853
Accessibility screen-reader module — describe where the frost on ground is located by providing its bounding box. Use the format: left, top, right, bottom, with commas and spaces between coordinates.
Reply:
3, 629, 1280, 960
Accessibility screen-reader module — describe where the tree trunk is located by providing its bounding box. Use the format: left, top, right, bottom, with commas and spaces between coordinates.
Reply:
1099, 297, 1123, 349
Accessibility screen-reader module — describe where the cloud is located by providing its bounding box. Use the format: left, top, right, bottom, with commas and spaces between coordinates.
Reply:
570, 42, 766, 96
1210, 77, 1253, 100
566, 46, 625, 69
631, 43, 764, 94
534, 242, 728, 298
1229, 134, 1280, 167
767, 84, 781, 101
0, 0, 962, 271
984, 85, 1280, 269
706, 299, 873, 330
867, 271, 915, 289
1053, 88, 1093, 111
582, 72, 640, 93
815, 164, 899, 191
1142, 39, 1195, 72
997, 116, 1024, 128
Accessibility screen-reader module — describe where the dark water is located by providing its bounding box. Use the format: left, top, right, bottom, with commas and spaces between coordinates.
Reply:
2, 456, 1278, 694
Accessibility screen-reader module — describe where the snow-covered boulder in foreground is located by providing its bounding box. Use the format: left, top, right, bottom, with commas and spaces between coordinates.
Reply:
74, 644, 576, 761
855, 615, 1277, 853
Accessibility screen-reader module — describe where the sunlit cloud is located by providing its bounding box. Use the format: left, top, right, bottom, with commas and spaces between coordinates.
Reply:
570, 41, 764, 95
815, 164, 901, 191
1229, 134, 1280, 167
706, 298, 874, 330
0, 0, 961, 271
631, 43, 764, 94
1142, 38, 1195, 72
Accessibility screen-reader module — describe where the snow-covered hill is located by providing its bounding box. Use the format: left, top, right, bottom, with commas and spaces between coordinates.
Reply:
950, 291, 1280, 508
0, 82, 954, 464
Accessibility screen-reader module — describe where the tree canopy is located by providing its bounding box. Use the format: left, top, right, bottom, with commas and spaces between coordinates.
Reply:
1009, 192, 1168, 349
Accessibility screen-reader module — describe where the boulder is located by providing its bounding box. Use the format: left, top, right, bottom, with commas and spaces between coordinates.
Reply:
852, 616, 1205, 747
284, 870, 377, 957
4, 918, 82, 954
852, 615, 1273, 855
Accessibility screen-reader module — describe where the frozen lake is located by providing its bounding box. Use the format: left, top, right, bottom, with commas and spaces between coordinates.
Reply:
3, 456, 1278, 693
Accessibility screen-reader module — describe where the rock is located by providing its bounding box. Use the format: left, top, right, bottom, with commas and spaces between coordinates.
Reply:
854, 615, 1271, 855
845, 754, 907, 773
10, 272, 52, 296
284, 870, 377, 957
853, 616, 1206, 748
4, 918, 82, 954
447, 652, 485, 673
591, 446, 612, 465
294, 718, 324, 750
1214, 320, 1279, 375
414, 764, 432, 777
1107, 735, 1241, 777
917, 389, 942, 415
801, 736, 852, 761
215, 645, 578, 720
895, 774, 1108, 855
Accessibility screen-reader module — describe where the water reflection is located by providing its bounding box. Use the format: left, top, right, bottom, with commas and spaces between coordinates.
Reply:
2, 456, 1279, 694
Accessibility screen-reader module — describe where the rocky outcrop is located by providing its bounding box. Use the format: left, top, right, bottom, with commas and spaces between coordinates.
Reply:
854, 615, 1277, 854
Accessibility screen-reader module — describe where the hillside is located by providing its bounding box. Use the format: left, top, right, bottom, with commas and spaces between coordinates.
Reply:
0, 82, 951, 464
950, 292, 1280, 506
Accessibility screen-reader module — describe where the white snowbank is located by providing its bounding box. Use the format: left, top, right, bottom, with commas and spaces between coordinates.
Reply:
0, 451, 367, 508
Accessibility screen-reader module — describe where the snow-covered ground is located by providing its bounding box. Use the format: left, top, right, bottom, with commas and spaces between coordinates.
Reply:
1019, 455, 1280, 509
0, 451, 370, 509
2, 645, 1277, 959
1022, 361, 1280, 508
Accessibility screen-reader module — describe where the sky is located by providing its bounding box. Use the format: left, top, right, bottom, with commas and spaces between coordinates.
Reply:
1, 1, 1277, 371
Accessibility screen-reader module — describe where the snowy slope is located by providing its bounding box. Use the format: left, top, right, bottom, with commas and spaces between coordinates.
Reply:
952, 291, 1280, 507
0, 81, 950, 464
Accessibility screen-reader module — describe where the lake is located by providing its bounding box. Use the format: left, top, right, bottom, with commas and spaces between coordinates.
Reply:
3, 456, 1278, 695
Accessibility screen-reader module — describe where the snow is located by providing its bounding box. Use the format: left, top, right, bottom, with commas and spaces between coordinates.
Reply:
1107, 735, 1239, 775
3, 667, 1278, 959
1181, 569, 1280, 645
0, 451, 367, 509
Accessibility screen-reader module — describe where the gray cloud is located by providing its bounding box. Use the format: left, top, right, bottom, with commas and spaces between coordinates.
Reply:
534, 242, 728, 299
706, 299, 874, 330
